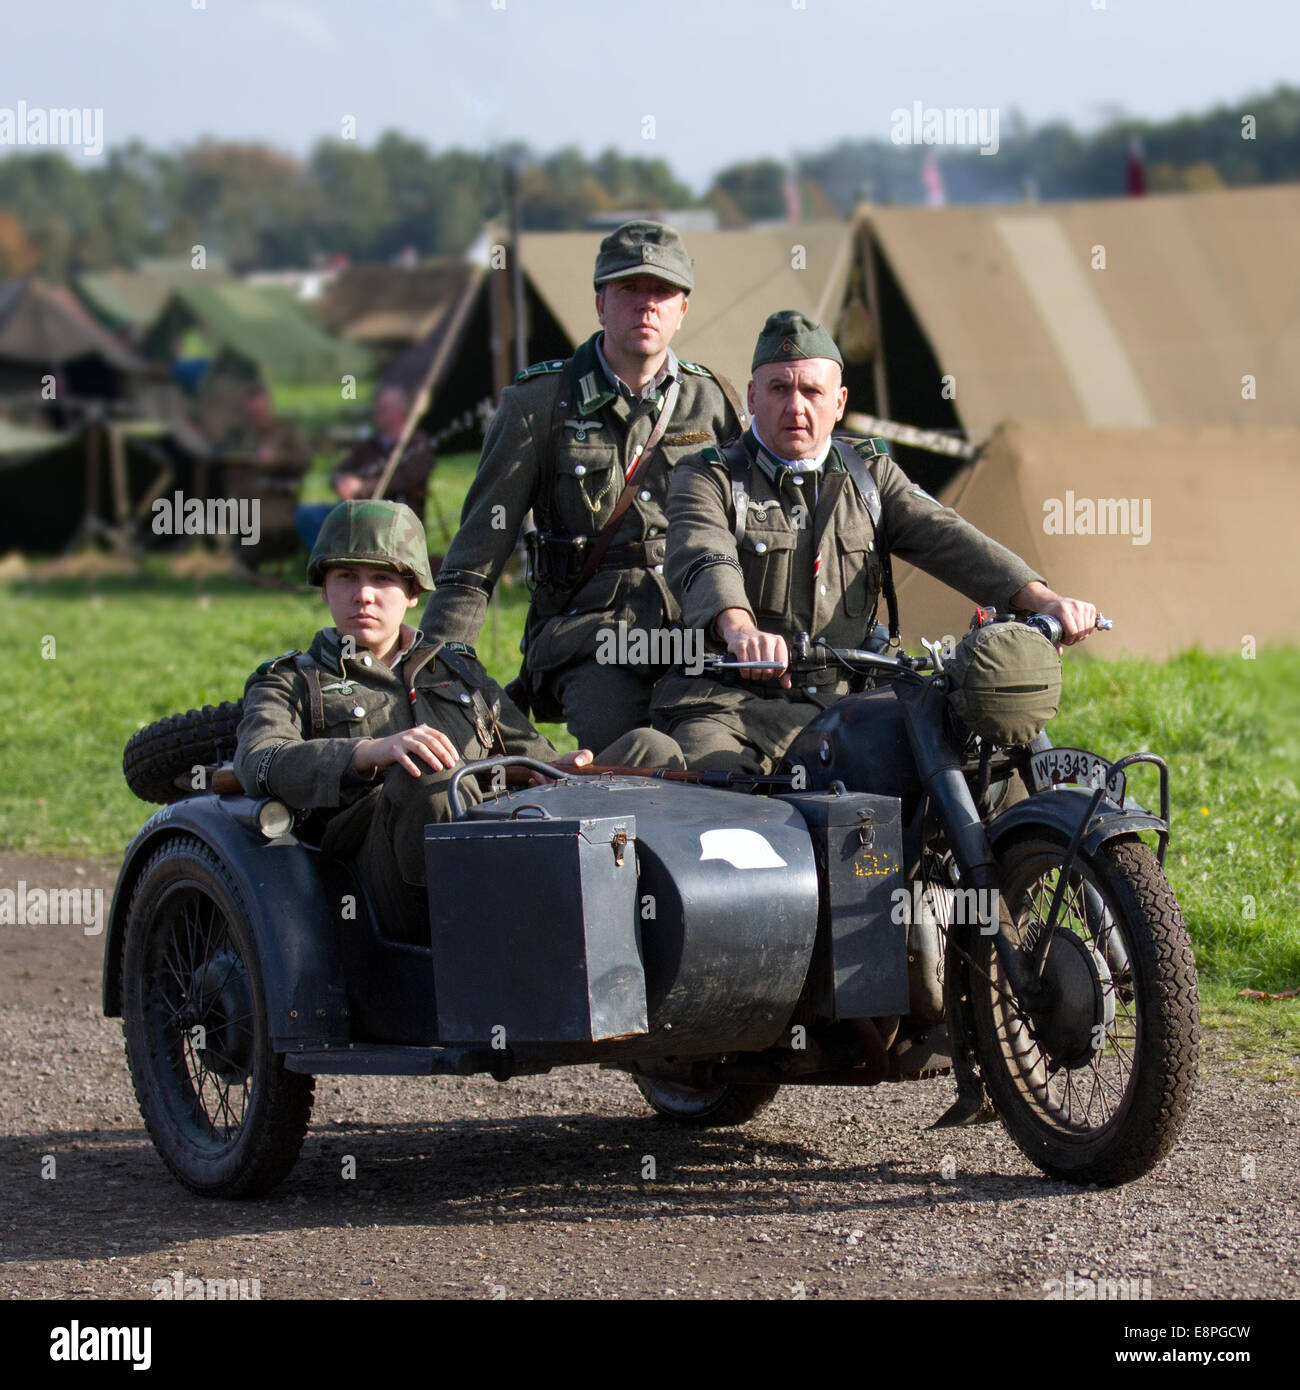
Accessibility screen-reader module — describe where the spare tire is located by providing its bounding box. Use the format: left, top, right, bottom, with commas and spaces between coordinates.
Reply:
123, 701, 245, 804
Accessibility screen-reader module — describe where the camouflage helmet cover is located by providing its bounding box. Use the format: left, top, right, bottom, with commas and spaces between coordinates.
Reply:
306, 500, 434, 590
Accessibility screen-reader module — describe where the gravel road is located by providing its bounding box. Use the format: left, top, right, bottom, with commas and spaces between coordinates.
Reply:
2, 851, 1297, 1302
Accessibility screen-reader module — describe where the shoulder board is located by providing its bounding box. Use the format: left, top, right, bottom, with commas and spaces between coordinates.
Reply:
437, 646, 488, 686
678, 360, 714, 378
440, 640, 479, 661
513, 359, 567, 383
253, 649, 301, 677
698, 445, 725, 467
851, 436, 892, 461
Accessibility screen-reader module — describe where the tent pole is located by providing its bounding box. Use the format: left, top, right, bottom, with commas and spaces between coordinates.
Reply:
373, 265, 484, 505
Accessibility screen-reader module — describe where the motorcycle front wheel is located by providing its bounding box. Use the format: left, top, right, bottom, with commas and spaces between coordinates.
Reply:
969, 835, 1199, 1186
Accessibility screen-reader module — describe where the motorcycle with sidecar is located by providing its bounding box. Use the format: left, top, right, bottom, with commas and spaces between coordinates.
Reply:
104, 611, 1199, 1196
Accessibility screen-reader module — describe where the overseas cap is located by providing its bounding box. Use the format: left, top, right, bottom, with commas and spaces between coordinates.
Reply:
307, 500, 434, 591
593, 220, 694, 293
751, 309, 844, 371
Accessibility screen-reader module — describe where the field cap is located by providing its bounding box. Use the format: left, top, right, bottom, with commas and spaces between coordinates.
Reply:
752, 309, 844, 371
593, 220, 694, 293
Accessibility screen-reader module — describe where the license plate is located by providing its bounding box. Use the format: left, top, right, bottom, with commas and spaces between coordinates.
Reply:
1030, 747, 1126, 803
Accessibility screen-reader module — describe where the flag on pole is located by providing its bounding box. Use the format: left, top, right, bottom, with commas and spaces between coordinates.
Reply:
1126, 134, 1147, 196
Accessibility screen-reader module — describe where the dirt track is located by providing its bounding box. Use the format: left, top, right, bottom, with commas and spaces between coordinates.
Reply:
2, 850, 1297, 1302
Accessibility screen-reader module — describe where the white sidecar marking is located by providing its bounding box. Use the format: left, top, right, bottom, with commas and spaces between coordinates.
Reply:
698, 828, 788, 870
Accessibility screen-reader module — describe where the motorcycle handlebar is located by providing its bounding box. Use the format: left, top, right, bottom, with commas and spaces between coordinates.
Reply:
700, 611, 1113, 680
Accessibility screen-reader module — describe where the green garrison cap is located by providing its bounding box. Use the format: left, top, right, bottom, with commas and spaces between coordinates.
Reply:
593, 220, 694, 293
751, 310, 844, 371
307, 500, 434, 591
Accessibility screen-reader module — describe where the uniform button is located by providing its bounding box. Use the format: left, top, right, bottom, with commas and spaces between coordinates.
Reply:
792, 475, 805, 485
654, 564, 664, 574
640, 489, 652, 501
351, 705, 365, 718
755, 542, 768, 554
646, 527, 658, 537
807, 685, 817, 694
867, 541, 874, 552
573, 464, 587, 477
458, 693, 472, 704
820, 584, 828, 595
361, 654, 372, 666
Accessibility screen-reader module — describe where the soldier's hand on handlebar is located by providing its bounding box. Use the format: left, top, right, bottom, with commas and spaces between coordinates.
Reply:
715, 609, 792, 689
353, 725, 462, 777
1011, 582, 1099, 648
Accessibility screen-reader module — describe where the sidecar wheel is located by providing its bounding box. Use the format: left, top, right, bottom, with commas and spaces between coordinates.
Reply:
121, 836, 315, 1197
969, 836, 1199, 1186
633, 1076, 780, 1126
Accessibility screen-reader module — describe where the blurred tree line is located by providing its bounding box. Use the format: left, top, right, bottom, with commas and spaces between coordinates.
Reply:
1, 84, 1296, 278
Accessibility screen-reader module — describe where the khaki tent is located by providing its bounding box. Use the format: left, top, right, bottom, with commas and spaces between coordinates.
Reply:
863, 185, 1300, 441
520, 222, 856, 392
0, 277, 145, 401
893, 421, 1300, 658
139, 279, 370, 386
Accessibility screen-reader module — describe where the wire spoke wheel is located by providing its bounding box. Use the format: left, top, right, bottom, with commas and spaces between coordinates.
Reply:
122, 837, 314, 1197
968, 836, 1199, 1186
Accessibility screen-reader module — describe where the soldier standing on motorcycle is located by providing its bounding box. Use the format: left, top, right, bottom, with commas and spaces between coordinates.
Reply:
651, 310, 1099, 773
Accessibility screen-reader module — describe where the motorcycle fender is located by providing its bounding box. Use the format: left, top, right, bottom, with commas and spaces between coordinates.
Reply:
102, 796, 353, 1050
986, 786, 1167, 860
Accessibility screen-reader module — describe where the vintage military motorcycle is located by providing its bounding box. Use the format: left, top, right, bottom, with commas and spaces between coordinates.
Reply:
105, 612, 1198, 1197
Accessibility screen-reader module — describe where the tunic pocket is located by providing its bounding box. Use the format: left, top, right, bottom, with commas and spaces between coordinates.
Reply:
740, 526, 798, 618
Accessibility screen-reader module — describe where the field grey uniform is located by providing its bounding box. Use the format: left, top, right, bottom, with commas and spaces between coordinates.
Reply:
651, 314, 1043, 775
420, 221, 744, 753
235, 500, 681, 941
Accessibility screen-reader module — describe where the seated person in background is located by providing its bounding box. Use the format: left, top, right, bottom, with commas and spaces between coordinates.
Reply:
237, 500, 682, 942
295, 386, 437, 549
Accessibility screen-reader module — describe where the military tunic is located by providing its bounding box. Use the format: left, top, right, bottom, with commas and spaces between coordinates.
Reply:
420, 332, 743, 752
234, 623, 553, 938
235, 622, 683, 938
650, 430, 1044, 773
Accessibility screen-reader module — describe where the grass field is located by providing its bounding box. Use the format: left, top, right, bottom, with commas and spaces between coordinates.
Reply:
3, 445, 1297, 996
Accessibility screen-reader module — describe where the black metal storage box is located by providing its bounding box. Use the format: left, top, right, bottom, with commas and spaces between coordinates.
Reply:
779, 790, 908, 1017
427, 777, 821, 1054
425, 811, 645, 1044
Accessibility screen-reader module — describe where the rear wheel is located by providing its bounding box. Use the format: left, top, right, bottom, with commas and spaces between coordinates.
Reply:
633, 1076, 780, 1127
969, 836, 1199, 1185
121, 836, 314, 1197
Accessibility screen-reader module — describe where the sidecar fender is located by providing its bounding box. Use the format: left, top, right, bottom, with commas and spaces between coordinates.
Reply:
102, 795, 354, 1050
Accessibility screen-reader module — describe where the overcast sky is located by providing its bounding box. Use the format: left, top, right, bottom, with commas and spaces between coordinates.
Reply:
3, 0, 1296, 187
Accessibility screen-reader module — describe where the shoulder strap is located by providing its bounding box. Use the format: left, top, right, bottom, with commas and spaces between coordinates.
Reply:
538, 365, 574, 534
291, 653, 325, 738
711, 370, 749, 434
835, 437, 898, 643
718, 438, 752, 548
